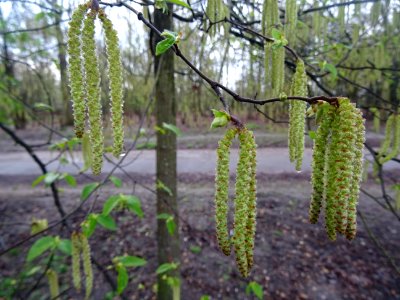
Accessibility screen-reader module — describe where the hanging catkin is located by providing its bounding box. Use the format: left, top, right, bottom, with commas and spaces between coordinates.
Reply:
80, 233, 93, 300
67, 4, 88, 138
285, 0, 297, 46
46, 269, 60, 299
99, 11, 124, 157
71, 232, 82, 292
309, 98, 365, 241
82, 10, 104, 175
288, 59, 307, 171
378, 114, 400, 164
215, 127, 237, 256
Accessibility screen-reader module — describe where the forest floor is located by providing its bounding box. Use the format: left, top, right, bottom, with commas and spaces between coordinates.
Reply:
0, 127, 399, 300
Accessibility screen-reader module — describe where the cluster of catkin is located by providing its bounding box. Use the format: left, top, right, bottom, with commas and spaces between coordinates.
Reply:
67, 3, 124, 175
215, 127, 257, 277
309, 98, 365, 241
377, 112, 400, 164
205, 0, 229, 36
71, 232, 93, 300
288, 59, 307, 171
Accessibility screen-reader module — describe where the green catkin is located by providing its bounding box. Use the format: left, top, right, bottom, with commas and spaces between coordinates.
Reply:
345, 105, 365, 240
99, 11, 124, 157
338, 0, 345, 34
264, 44, 272, 94
71, 232, 82, 292
370, 108, 380, 133
67, 4, 88, 138
46, 269, 60, 299
285, 0, 297, 46
215, 127, 237, 256
288, 59, 307, 171
206, 0, 227, 36
379, 114, 400, 164
80, 234, 93, 300
378, 114, 395, 163
272, 46, 285, 97
309, 103, 335, 224
233, 128, 253, 277
244, 130, 257, 271
325, 99, 356, 239
82, 132, 92, 171
82, 10, 104, 175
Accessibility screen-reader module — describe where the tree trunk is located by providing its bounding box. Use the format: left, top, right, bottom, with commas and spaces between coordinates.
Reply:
152, 6, 181, 300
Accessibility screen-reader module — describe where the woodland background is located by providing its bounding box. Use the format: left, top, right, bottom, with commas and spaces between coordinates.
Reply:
0, 0, 399, 299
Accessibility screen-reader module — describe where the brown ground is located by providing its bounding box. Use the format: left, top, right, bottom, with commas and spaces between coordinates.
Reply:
0, 172, 399, 300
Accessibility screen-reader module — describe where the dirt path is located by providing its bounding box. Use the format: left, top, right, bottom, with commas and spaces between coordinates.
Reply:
0, 148, 395, 176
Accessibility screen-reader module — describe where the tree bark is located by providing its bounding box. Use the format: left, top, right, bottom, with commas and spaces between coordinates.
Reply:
152, 5, 181, 300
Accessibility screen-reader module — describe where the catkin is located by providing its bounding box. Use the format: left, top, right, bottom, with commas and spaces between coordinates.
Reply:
379, 114, 400, 164
370, 108, 380, 133
288, 59, 307, 171
310, 103, 335, 223
99, 11, 124, 157
285, 0, 297, 45
80, 234, 93, 300
71, 232, 82, 292
345, 106, 365, 240
46, 269, 60, 299
215, 127, 237, 255
67, 4, 88, 138
82, 10, 104, 175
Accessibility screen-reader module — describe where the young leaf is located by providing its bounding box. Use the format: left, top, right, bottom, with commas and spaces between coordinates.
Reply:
156, 180, 173, 196
156, 262, 178, 275
81, 183, 99, 201
97, 215, 117, 231
156, 31, 179, 56
166, 0, 191, 9
63, 174, 77, 187
157, 213, 172, 220
110, 176, 122, 188
210, 109, 230, 129
32, 175, 46, 187
166, 218, 176, 236
322, 62, 338, 78
246, 281, 263, 300
57, 239, 72, 255
116, 265, 129, 295
44, 172, 60, 185
162, 122, 182, 136
126, 195, 144, 218
33, 102, 53, 112
308, 130, 317, 140
81, 215, 98, 238
103, 195, 121, 216
117, 255, 147, 268
27, 236, 55, 262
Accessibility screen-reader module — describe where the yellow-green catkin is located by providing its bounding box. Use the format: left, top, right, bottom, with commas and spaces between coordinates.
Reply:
46, 269, 60, 299
338, 0, 345, 35
206, 0, 227, 36
345, 105, 365, 240
285, 0, 298, 46
67, 4, 88, 138
71, 232, 81, 292
244, 130, 257, 271
272, 47, 285, 97
288, 59, 307, 171
233, 128, 252, 277
80, 234, 93, 300
99, 11, 124, 158
82, 132, 92, 171
215, 127, 237, 256
370, 108, 380, 133
379, 114, 400, 164
324, 99, 356, 239
82, 10, 104, 175
309, 103, 335, 224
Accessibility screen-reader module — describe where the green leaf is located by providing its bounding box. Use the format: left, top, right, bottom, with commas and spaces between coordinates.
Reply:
246, 281, 263, 300
156, 180, 173, 196
156, 31, 179, 56
200, 296, 210, 300
32, 175, 45, 187
126, 195, 144, 218
33, 102, 53, 112
81, 183, 99, 201
162, 122, 182, 136
63, 174, 77, 187
190, 245, 202, 254
44, 172, 60, 185
103, 195, 121, 216
322, 62, 338, 78
81, 214, 98, 238
27, 236, 55, 262
308, 130, 317, 140
210, 109, 230, 129
110, 176, 123, 188
166, 218, 176, 236
271, 28, 282, 40
166, 0, 191, 9
157, 213, 172, 220
156, 262, 178, 275
97, 214, 117, 231
57, 239, 72, 255
117, 256, 147, 268
117, 265, 129, 295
